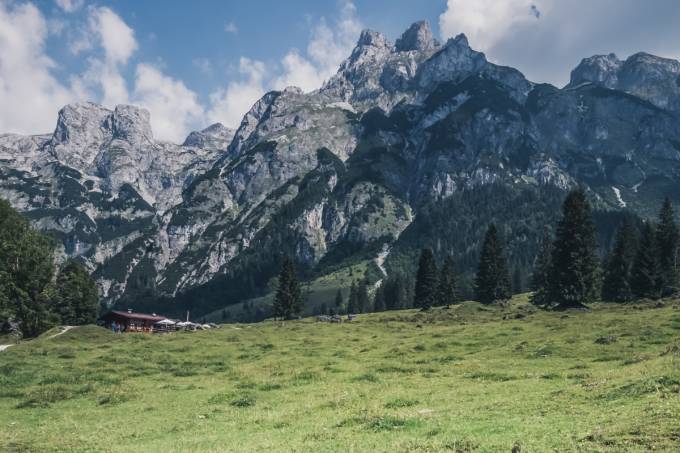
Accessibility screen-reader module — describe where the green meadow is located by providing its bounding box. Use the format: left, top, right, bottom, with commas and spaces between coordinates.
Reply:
1, 295, 679, 452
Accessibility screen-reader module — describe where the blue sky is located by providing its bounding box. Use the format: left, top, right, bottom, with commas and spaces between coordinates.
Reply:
2, 0, 680, 142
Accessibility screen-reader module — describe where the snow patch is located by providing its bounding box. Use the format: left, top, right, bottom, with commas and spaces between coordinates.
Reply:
612, 186, 626, 207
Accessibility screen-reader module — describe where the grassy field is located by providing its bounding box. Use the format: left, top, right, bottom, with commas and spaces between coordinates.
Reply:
1, 295, 679, 452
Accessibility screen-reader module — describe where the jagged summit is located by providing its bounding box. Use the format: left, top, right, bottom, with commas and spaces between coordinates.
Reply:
568, 51, 680, 110
395, 21, 438, 52
182, 122, 235, 150
356, 29, 390, 48
4, 18, 680, 314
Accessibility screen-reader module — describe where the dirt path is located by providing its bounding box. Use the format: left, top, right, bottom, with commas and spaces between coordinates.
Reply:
47, 326, 75, 339
0, 326, 76, 352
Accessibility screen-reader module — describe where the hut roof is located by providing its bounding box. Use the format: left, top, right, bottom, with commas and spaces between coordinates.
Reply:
104, 310, 166, 323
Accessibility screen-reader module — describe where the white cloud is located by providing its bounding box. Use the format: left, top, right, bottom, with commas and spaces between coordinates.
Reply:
92, 6, 137, 65
224, 21, 238, 34
273, 0, 362, 92
207, 57, 267, 128
193, 58, 213, 75
1, 1, 366, 140
133, 64, 205, 142
55, 0, 84, 13
438, 0, 680, 86
439, 0, 536, 52
0, 2, 74, 134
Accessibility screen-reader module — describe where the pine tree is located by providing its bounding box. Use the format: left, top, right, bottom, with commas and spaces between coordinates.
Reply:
631, 222, 659, 299
474, 224, 511, 304
414, 248, 438, 310
436, 255, 457, 307
601, 219, 636, 302
357, 279, 370, 313
334, 289, 344, 312
55, 260, 99, 325
656, 197, 679, 297
530, 232, 553, 307
373, 284, 386, 312
272, 257, 303, 320
347, 281, 359, 314
547, 189, 600, 309
0, 199, 58, 337
512, 267, 523, 295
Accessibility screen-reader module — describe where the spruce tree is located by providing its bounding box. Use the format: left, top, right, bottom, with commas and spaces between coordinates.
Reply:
474, 224, 511, 304
357, 279, 370, 313
547, 189, 600, 309
272, 257, 303, 320
373, 284, 386, 312
602, 219, 636, 302
334, 289, 344, 313
0, 199, 58, 337
529, 233, 553, 307
347, 281, 359, 314
55, 260, 99, 325
436, 255, 457, 307
414, 248, 438, 310
631, 222, 659, 299
512, 267, 523, 295
656, 197, 679, 297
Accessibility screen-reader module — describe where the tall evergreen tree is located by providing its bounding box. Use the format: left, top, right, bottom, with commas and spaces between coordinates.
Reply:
272, 257, 303, 320
655, 197, 679, 297
547, 189, 600, 309
631, 222, 660, 299
55, 260, 99, 325
436, 255, 457, 307
530, 232, 553, 307
0, 199, 58, 337
474, 224, 511, 304
373, 284, 386, 312
334, 289, 344, 313
357, 279, 370, 313
512, 267, 523, 295
347, 281, 359, 314
414, 248, 438, 310
602, 219, 636, 302
383, 274, 409, 310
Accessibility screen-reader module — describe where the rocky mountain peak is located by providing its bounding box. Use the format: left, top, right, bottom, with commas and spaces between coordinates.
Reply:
568, 53, 622, 87
356, 29, 390, 49
568, 51, 680, 111
51, 102, 113, 146
395, 21, 437, 52
182, 122, 235, 150
112, 105, 153, 142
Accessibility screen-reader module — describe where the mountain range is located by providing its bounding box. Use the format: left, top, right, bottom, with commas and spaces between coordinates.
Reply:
2, 21, 680, 319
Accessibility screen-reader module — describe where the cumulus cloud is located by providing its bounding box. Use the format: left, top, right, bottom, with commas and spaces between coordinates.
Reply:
224, 21, 238, 34
439, 0, 680, 86
133, 64, 205, 142
0, 2, 74, 134
55, 0, 83, 13
2, 1, 366, 139
92, 7, 137, 65
273, 0, 362, 92
207, 58, 267, 128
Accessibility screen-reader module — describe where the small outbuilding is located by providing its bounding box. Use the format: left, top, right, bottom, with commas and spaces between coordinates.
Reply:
101, 309, 166, 333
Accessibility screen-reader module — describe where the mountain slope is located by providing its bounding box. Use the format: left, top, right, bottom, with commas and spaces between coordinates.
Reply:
2, 21, 680, 318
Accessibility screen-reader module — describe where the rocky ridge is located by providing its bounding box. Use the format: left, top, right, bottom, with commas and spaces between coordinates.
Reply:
2, 21, 680, 316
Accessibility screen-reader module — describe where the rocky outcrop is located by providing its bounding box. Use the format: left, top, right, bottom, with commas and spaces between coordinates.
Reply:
2, 21, 680, 314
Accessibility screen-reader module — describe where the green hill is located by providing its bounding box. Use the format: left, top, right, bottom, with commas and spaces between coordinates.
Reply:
1, 296, 679, 452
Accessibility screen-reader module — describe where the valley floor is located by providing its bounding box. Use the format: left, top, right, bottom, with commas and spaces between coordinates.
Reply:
1, 295, 679, 452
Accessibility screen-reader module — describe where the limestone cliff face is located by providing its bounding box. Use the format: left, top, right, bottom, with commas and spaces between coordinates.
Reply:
3, 21, 680, 310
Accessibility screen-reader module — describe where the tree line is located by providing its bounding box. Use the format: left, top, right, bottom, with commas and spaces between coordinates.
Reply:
0, 199, 99, 338
272, 188, 680, 319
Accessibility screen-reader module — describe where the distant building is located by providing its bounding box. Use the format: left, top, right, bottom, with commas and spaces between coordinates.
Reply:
101, 309, 166, 333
